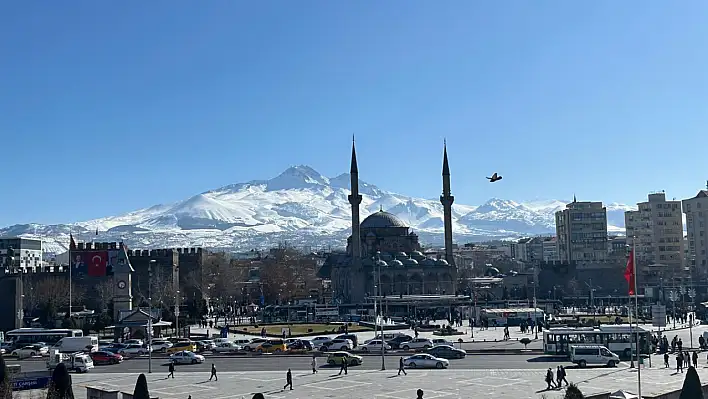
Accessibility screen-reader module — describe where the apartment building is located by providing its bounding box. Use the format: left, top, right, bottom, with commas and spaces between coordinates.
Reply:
0, 237, 43, 270
683, 189, 708, 276
625, 192, 684, 274
511, 236, 558, 263
555, 200, 608, 263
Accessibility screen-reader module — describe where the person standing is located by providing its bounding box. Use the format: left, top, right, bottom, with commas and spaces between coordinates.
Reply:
168, 361, 175, 379
311, 355, 318, 374
398, 357, 407, 376
210, 363, 218, 381
676, 353, 683, 373
693, 351, 699, 368
283, 368, 293, 390
417, 389, 424, 399
664, 352, 670, 368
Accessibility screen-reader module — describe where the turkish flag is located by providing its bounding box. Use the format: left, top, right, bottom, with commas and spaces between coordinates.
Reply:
624, 249, 635, 296
86, 251, 108, 277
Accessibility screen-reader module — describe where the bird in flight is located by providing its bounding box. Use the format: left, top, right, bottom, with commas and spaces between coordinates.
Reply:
487, 172, 502, 183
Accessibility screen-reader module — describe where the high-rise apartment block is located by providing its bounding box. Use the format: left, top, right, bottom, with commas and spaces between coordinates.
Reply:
683, 188, 708, 276
555, 200, 608, 263
625, 192, 684, 274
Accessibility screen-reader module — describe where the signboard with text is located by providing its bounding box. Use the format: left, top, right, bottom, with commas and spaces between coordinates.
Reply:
652, 305, 667, 327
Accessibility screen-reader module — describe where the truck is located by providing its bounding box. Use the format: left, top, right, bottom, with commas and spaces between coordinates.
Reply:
46, 350, 94, 373
53, 336, 98, 353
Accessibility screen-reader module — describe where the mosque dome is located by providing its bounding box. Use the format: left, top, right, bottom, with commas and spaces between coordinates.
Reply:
361, 210, 407, 229
375, 259, 389, 267
389, 259, 404, 267
485, 266, 501, 276
402, 258, 419, 266
435, 259, 449, 266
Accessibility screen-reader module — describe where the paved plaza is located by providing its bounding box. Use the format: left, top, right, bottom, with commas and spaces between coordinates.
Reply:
51, 364, 708, 399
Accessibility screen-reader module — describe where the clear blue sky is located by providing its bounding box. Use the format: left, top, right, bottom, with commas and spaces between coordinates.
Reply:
2, 1, 708, 226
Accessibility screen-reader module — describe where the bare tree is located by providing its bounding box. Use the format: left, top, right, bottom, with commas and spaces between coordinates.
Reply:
93, 279, 114, 313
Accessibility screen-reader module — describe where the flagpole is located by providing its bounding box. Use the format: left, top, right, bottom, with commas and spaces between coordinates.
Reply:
628, 246, 634, 369
633, 238, 642, 398
69, 233, 72, 318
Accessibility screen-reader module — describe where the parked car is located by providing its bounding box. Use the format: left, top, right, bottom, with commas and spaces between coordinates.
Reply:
12, 345, 49, 359
212, 342, 242, 353
169, 351, 205, 365
243, 338, 269, 351
403, 354, 449, 369
322, 339, 353, 351
334, 334, 359, 348
366, 333, 407, 344
400, 338, 433, 351
233, 339, 251, 346
426, 345, 466, 359
326, 351, 363, 366
150, 340, 173, 353
384, 334, 414, 349
255, 339, 287, 353
431, 339, 455, 347
119, 344, 150, 357
103, 343, 127, 354
166, 341, 197, 354
89, 351, 124, 365
200, 340, 216, 351
287, 340, 313, 352
310, 336, 332, 348
123, 339, 143, 346
358, 340, 391, 352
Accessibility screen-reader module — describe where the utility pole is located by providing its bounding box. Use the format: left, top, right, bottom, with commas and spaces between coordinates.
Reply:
148, 260, 155, 373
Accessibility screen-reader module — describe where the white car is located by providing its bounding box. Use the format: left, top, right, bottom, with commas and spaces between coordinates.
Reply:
243, 338, 269, 351
233, 339, 251, 346
119, 344, 150, 356
358, 340, 391, 352
400, 338, 434, 351
322, 339, 353, 351
212, 342, 242, 353
310, 336, 332, 348
124, 339, 143, 346
403, 354, 450, 369
431, 339, 455, 347
170, 350, 205, 365
150, 340, 173, 353
12, 345, 48, 358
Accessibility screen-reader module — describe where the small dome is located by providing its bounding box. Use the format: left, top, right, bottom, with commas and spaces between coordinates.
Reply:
361, 210, 407, 229
389, 259, 404, 267
436, 259, 449, 266
421, 258, 436, 267
375, 260, 389, 267
410, 251, 425, 259
485, 266, 501, 276
402, 258, 419, 266
395, 251, 407, 259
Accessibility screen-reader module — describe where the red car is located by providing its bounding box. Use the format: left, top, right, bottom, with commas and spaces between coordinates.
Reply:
90, 351, 123, 365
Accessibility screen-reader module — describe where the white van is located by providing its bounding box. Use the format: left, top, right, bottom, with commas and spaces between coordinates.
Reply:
570, 345, 620, 368
53, 336, 98, 353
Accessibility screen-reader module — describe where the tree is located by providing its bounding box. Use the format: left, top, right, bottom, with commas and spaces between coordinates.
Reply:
0, 355, 13, 399
519, 338, 531, 350
33, 277, 85, 328
92, 279, 115, 314
133, 373, 150, 399
679, 366, 704, 399
46, 363, 74, 399
564, 383, 584, 399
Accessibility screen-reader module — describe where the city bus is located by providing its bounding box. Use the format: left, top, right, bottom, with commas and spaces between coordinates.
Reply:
5, 328, 84, 347
543, 325, 653, 360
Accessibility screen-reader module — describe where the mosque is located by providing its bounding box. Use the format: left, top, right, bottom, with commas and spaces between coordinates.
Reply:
322, 141, 458, 304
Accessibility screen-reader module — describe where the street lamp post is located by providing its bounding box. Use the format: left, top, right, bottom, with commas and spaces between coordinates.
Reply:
376, 251, 385, 371
668, 290, 679, 329
688, 288, 697, 348
175, 290, 181, 338
148, 260, 155, 373
533, 268, 538, 340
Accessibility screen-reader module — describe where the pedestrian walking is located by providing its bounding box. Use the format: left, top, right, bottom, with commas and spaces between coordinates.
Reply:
311, 355, 318, 374
210, 363, 218, 381
338, 356, 348, 375
168, 361, 175, 379
283, 368, 293, 390
398, 357, 407, 376
664, 352, 670, 368
545, 368, 555, 390
693, 351, 699, 368
557, 366, 569, 387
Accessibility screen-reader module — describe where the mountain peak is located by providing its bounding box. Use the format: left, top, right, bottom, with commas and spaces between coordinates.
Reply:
266, 165, 329, 191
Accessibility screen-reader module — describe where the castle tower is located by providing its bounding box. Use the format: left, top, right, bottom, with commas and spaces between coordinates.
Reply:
440, 141, 456, 266
348, 138, 362, 260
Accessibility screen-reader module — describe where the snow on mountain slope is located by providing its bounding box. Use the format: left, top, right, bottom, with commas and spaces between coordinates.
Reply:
0, 166, 633, 251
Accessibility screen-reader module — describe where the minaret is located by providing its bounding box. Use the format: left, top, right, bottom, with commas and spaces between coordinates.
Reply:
348, 138, 362, 261
440, 141, 455, 266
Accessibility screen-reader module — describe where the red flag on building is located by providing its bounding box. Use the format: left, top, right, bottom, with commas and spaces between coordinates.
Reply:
69, 234, 77, 250
86, 251, 108, 277
624, 249, 635, 296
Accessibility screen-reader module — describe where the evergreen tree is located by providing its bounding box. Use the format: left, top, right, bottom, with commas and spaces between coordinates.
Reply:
133, 374, 150, 399
564, 383, 585, 399
0, 355, 13, 399
679, 366, 704, 399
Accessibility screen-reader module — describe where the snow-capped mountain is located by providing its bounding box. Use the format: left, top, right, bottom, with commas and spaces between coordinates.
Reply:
0, 165, 633, 252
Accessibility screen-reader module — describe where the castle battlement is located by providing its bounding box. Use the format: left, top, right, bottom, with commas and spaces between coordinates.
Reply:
75, 241, 126, 251
126, 247, 202, 258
